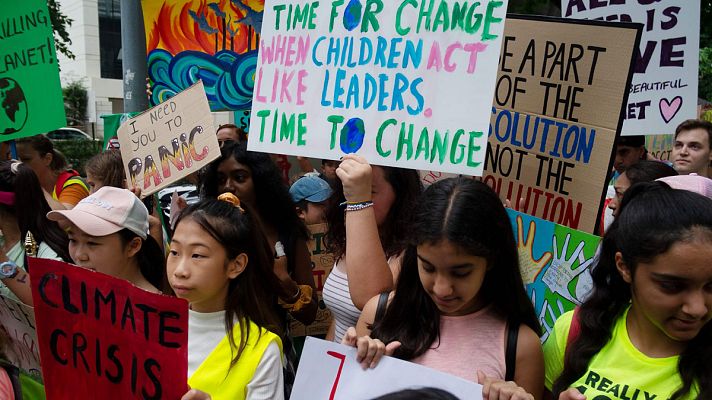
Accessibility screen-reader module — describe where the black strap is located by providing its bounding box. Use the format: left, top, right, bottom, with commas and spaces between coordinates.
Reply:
374, 292, 390, 322
504, 319, 520, 381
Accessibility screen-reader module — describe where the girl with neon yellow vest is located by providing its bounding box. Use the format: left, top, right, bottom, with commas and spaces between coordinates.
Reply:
168, 194, 285, 400
545, 183, 711, 400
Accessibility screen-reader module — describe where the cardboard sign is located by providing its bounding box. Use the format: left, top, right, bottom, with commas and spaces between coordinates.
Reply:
0, 295, 42, 378
142, 0, 263, 111
0, 0, 66, 141
291, 337, 483, 400
248, 0, 509, 176
117, 81, 220, 197
483, 16, 640, 233
507, 209, 601, 343
563, 1, 700, 135
289, 224, 334, 337
29, 258, 189, 400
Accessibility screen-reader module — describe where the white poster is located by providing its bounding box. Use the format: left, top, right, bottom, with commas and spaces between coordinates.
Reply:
562, 0, 700, 135
290, 337, 483, 400
249, 0, 509, 176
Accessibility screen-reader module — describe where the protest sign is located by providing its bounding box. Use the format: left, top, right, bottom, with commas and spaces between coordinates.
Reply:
289, 223, 334, 337
101, 112, 141, 150
507, 209, 601, 343
563, 1, 700, 135
291, 337, 483, 400
0, 0, 66, 142
646, 133, 674, 162
117, 81, 220, 197
483, 16, 641, 233
0, 295, 41, 378
248, 0, 509, 176
29, 258, 189, 400
142, 0, 262, 111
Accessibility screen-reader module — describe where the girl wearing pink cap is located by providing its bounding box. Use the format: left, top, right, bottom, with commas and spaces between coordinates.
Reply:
47, 186, 166, 293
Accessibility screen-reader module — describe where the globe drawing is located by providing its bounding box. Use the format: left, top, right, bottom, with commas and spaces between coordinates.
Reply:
0, 78, 28, 135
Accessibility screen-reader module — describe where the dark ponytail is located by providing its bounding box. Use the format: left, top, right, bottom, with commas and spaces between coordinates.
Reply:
118, 229, 169, 293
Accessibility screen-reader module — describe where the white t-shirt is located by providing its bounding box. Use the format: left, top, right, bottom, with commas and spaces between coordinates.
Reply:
188, 309, 284, 400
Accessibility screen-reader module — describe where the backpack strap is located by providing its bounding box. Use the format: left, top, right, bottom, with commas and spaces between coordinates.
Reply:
565, 307, 582, 358
504, 318, 520, 381
53, 170, 87, 199
374, 292, 390, 322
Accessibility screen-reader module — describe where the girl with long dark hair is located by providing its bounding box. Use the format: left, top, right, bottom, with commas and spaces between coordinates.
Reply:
169, 194, 284, 400
0, 160, 71, 305
347, 178, 543, 400
547, 182, 712, 399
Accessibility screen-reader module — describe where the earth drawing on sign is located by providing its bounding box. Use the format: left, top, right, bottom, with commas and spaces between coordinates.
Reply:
0, 78, 28, 135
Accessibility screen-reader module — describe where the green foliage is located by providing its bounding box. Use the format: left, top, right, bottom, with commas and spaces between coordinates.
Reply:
508, 0, 559, 16
54, 139, 101, 176
63, 80, 88, 126
701, 48, 712, 102
48, 0, 74, 60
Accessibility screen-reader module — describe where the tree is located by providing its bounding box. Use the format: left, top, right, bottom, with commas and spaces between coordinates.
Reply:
63, 80, 88, 126
47, 0, 75, 60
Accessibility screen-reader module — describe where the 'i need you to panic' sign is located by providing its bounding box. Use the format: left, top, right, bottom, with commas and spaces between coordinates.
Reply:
248, 0, 510, 176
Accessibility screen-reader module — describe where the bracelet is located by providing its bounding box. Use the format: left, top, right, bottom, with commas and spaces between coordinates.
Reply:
274, 241, 286, 258
287, 286, 301, 303
345, 201, 373, 212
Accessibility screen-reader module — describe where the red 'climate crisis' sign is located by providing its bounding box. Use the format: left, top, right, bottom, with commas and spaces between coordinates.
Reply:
29, 258, 189, 399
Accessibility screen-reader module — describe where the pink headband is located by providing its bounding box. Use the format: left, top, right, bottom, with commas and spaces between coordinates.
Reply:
0, 191, 15, 206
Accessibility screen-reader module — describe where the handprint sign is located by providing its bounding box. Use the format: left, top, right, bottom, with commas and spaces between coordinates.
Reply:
516, 215, 553, 284
541, 233, 594, 305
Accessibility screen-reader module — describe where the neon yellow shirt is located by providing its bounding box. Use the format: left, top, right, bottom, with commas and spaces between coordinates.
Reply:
544, 308, 698, 399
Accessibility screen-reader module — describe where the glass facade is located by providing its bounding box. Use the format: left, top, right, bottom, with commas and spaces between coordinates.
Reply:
98, 0, 122, 79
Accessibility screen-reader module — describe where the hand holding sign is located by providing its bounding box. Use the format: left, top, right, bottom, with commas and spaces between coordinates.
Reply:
341, 327, 401, 370
337, 155, 373, 204
477, 370, 534, 400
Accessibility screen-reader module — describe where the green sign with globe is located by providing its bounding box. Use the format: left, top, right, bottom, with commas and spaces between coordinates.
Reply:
0, 0, 66, 142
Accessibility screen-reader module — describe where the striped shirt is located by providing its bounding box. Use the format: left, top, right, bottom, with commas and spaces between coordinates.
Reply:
322, 261, 361, 343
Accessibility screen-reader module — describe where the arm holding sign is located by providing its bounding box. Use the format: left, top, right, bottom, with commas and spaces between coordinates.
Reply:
0, 249, 33, 306
338, 155, 397, 310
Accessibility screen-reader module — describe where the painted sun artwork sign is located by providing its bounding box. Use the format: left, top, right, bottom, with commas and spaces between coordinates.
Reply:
248, 0, 510, 176
142, 0, 264, 111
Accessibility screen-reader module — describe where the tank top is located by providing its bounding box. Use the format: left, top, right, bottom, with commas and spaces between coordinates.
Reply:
412, 305, 507, 382
322, 261, 361, 343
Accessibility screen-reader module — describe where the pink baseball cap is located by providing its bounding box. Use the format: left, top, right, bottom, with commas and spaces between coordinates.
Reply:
657, 173, 712, 199
47, 186, 149, 239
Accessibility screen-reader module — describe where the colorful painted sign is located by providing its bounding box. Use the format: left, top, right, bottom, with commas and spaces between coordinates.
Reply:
117, 81, 220, 197
289, 223, 334, 337
508, 209, 601, 343
483, 16, 640, 233
0, 0, 66, 141
563, 1, 700, 135
646, 133, 674, 162
0, 295, 41, 378
142, 0, 263, 111
291, 337, 483, 400
248, 0, 509, 176
29, 258, 189, 400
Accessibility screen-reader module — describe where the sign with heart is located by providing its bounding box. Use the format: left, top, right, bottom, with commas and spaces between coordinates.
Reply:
563, 1, 700, 136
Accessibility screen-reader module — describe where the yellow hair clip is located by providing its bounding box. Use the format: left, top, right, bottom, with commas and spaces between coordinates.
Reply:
217, 192, 245, 213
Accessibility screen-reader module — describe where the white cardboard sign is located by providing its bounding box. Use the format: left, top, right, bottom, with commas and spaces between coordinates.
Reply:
290, 337, 483, 400
249, 0, 509, 176
563, 0, 700, 135
117, 81, 220, 196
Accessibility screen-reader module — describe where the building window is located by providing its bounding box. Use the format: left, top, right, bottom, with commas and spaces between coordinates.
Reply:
99, 0, 122, 79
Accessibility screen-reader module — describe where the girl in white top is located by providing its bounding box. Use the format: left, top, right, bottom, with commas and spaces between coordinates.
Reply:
322, 155, 421, 342
169, 194, 285, 400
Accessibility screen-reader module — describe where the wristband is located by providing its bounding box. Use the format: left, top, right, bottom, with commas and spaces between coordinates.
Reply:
345, 201, 374, 212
